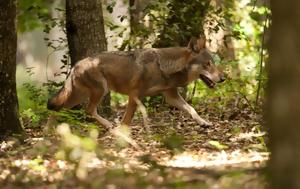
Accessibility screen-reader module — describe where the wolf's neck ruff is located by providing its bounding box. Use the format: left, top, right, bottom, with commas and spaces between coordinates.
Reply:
157, 53, 188, 75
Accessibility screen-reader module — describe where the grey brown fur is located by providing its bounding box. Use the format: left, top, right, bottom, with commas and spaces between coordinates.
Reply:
47, 37, 225, 128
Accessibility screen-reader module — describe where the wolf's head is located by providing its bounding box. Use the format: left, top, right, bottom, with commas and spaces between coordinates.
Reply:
187, 36, 226, 88
47, 71, 88, 111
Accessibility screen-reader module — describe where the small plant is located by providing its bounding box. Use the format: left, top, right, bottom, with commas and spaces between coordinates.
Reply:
55, 123, 100, 180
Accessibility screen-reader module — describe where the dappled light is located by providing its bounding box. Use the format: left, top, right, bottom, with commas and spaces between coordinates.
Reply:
164, 150, 268, 169
0, 0, 279, 188
0, 101, 268, 188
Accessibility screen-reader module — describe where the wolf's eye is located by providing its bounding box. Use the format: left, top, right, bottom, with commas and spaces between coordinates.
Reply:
205, 60, 211, 67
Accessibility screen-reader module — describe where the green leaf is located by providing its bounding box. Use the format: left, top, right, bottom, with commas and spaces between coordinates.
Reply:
208, 140, 228, 150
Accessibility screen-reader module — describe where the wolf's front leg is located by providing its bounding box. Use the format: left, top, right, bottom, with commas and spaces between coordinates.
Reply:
163, 88, 212, 127
121, 96, 137, 125
121, 95, 149, 129
86, 91, 113, 128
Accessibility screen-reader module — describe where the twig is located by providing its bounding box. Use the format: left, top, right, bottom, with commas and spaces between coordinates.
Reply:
240, 91, 258, 113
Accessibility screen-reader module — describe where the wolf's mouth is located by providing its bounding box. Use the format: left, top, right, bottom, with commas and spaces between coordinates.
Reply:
200, 74, 216, 88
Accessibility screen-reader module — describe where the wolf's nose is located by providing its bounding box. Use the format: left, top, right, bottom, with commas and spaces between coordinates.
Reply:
219, 75, 226, 83
47, 99, 61, 111
47, 99, 56, 110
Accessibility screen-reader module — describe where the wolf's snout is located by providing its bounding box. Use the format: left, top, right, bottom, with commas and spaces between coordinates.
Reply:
47, 99, 56, 110
47, 99, 61, 111
218, 74, 226, 83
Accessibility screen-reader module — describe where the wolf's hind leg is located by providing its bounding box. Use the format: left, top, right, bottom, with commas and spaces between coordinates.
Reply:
163, 88, 212, 127
86, 90, 113, 129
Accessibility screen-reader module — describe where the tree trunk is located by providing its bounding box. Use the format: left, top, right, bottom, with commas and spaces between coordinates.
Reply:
210, 0, 235, 61
128, 0, 150, 49
66, 0, 107, 65
66, 0, 110, 114
129, 0, 140, 35
268, 1, 300, 189
0, 0, 23, 137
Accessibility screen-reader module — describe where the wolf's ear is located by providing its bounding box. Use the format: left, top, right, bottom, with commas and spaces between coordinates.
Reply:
188, 35, 206, 53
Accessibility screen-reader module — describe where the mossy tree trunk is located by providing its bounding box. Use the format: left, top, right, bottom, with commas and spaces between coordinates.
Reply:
268, 1, 300, 189
66, 0, 110, 114
0, 0, 23, 137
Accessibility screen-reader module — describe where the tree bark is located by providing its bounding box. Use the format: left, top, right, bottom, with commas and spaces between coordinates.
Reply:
66, 0, 107, 65
0, 0, 23, 137
268, 1, 300, 189
66, 0, 110, 114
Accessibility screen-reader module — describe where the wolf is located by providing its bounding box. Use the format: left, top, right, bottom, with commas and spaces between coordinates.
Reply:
47, 36, 226, 128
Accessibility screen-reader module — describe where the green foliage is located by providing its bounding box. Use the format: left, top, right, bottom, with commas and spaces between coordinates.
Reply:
55, 123, 100, 179
162, 133, 184, 153
103, 0, 270, 110
18, 0, 52, 32
150, 0, 211, 47
17, 78, 99, 129
208, 140, 229, 150
110, 0, 215, 49
21, 108, 41, 125
55, 124, 99, 160
8, 1, 270, 188
110, 92, 128, 107
18, 80, 50, 127
106, 0, 116, 14
18, 2, 73, 127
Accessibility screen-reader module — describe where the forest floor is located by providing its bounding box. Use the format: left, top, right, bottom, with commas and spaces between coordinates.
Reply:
0, 102, 268, 189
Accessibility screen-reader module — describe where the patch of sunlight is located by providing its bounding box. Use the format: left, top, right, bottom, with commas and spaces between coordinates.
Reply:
0, 140, 16, 151
25, 137, 44, 143
163, 150, 269, 168
239, 0, 251, 7
13, 157, 48, 176
57, 160, 66, 169
240, 17, 256, 36
10, 157, 66, 182
231, 131, 266, 142
0, 169, 10, 180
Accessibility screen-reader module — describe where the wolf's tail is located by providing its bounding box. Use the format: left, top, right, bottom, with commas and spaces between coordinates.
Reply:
47, 72, 73, 111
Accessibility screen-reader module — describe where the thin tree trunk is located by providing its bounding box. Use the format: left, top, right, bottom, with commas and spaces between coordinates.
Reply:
129, 0, 139, 35
128, 0, 150, 49
211, 0, 236, 61
0, 0, 23, 137
66, 0, 110, 114
268, 1, 300, 189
